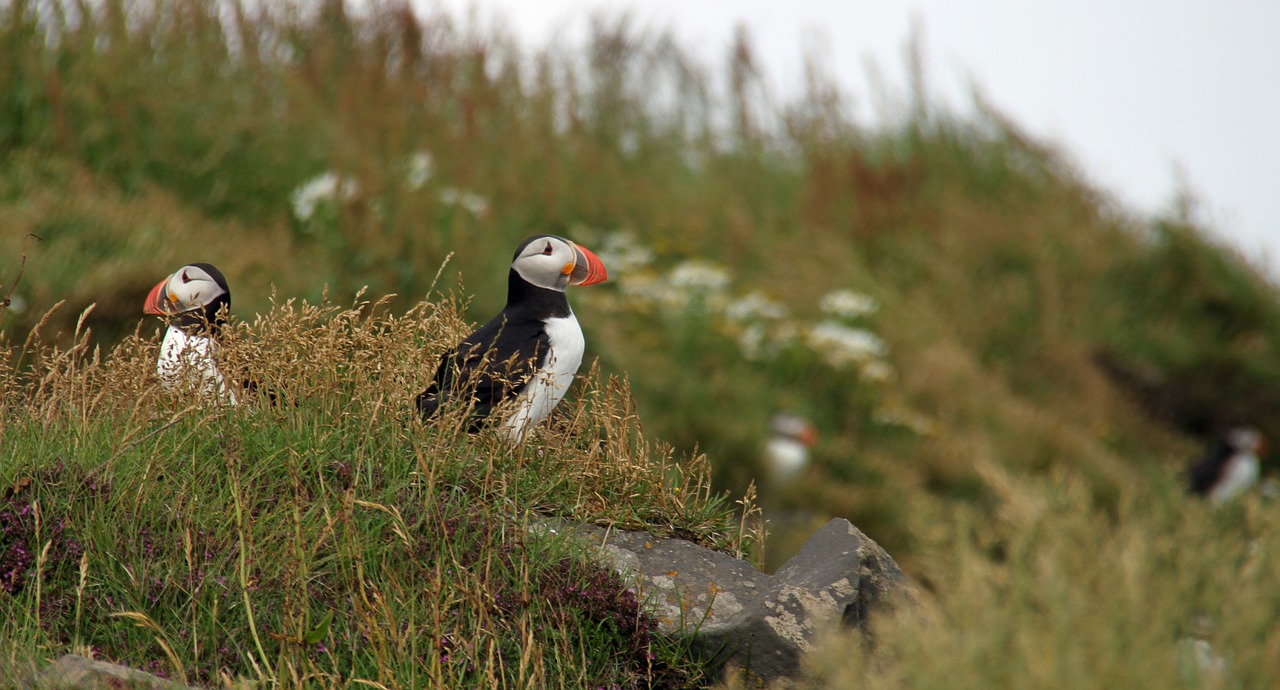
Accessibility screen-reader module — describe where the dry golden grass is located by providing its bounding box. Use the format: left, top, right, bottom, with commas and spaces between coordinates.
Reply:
794, 478, 1280, 690
6, 2, 1280, 686
1, 289, 745, 687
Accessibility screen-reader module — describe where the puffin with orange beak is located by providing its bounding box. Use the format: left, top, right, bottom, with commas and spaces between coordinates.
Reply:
764, 413, 819, 486
417, 234, 608, 441
143, 262, 237, 404
1187, 426, 1266, 503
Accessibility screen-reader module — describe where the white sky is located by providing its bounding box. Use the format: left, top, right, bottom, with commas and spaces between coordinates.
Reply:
426, 0, 1280, 269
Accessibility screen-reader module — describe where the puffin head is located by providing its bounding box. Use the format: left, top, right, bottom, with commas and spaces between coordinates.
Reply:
510, 235, 608, 292
144, 263, 231, 324
1226, 426, 1267, 456
770, 413, 818, 447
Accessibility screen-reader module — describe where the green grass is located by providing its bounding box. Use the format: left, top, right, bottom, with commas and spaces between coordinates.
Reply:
5, 1, 1280, 687
800, 471, 1280, 690
0, 298, 741, 687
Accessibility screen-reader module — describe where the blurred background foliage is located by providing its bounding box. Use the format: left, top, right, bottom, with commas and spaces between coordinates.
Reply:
3, 0, 1280, 576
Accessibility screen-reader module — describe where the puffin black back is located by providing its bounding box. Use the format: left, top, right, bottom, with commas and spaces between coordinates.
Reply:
416, 313, 551, 427
1186, 438, 1232, 496
416, 234, 607, 439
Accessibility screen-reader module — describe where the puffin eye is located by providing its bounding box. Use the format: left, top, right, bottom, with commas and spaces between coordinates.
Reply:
180, 270, 192, 283
542, 242, 554, 255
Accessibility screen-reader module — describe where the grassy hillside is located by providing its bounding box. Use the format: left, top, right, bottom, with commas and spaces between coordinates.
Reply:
1, 297, 743, 687
4, 1, 1280, 687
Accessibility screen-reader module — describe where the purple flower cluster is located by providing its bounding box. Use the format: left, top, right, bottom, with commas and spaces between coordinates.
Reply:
0, 502, 37, 595
0, 495, 83, 597
433, 633, 477, 672
401, 501, 680, 685
522, 557, 679, 688
0, 467, 252, 685
538, 561, 657, 647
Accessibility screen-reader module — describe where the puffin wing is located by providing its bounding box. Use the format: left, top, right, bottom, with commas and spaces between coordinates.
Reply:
417, 315, 549, 426
1186, 440, 1231, 496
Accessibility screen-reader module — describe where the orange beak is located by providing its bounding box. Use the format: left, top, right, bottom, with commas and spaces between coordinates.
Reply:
568, 243, 608, 286
143, 275, 175, 315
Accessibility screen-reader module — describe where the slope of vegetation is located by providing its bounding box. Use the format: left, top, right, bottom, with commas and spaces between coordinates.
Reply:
3, 0, 1280, 687
1, 296, 741, 687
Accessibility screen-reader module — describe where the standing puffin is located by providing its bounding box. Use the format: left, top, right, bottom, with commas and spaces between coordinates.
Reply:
417, 235, 608, 442
764, 413, 819, 486
1186, 426, 1265, 503
143, 263, 237, 404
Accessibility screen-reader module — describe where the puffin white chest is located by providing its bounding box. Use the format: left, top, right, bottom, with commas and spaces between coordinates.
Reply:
765, 437, 810, 484
1210, 453, 1260, 503
157, 325, 237, 404
501, 313, 584, 441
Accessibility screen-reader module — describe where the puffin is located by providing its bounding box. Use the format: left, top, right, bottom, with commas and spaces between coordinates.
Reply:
1186, 426, 1265, 503
417, 234, 608, 442
143, 262, 237, 404
764, 413, 819, 485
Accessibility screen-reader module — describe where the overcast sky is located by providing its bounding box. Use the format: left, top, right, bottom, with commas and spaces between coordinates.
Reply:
426, 0, 1280, 269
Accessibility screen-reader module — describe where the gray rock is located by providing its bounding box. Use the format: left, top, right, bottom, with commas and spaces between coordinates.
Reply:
23, 655, 198, 690
562, 517, 911, 683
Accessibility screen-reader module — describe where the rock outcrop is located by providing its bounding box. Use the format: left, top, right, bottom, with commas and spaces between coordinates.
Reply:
29, 519, 909, 688
562, 517, 912, 683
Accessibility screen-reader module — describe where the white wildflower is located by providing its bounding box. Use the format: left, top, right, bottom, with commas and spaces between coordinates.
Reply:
668, 260, 730, 294
597, 232, 656, 275
859, 360, 895, 383
820, 289, 879, 320
613, 260, 731, 313
725, 291, 788, 322
805, 320, 889, 369
619, 263, 734, 314
404, 151, 434, 189
620, 272, 683, 309
291, 171, 359, 221
730, 318, 806, 362
438, 187, 490, 216
736, 323, 766, 360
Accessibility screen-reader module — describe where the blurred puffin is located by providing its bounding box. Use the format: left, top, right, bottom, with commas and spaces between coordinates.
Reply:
764, 413, 818, 485
143, 263, 237, 404
417, 234, 608, 441
1186, 426, 1265, 503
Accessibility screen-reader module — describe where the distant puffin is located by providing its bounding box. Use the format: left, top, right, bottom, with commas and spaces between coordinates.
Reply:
143, 263, 237, 404
417, 234, 608, 441
764, 413, 818, 485
1186, 426, 1265, 503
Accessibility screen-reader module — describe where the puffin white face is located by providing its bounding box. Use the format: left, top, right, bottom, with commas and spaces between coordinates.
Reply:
144, 264, 229, 316
510, 235, 608, 292
770, 413, 818, 447
1226, 427, 1266, 455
